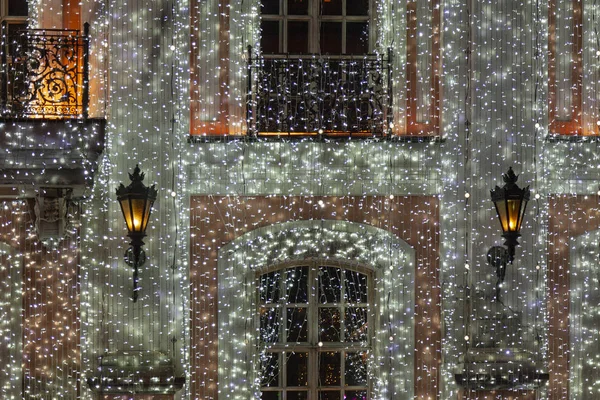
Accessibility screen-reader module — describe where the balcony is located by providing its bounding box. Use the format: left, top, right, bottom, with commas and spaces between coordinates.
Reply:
247, 49, 392, 138
0, 23, 105, 196
1, 24, 89, 119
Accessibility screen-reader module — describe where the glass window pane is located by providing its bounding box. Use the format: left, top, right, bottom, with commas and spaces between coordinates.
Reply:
261, 353, 281, 387
345, 352, 367, 386
345, 307, 368, 342
322, 0, 342, 15
287, 21, 308, 53
260, 307, 280, 343
260, 271, 281, 303
287, 352, 309, 386
287, 307, 308, 342
286, 266, 308, 303
319, 308, 341, 342
288, 0, 309, 14
319, 266, 341, 303
261, 21, 281, 54
319, 352, 341, 386
345, 22, 369, 54
262, 392, 281, 400
319, 391, 341, 400
262, 0, 280, 14
320, 22, 342, 54
344, 391, 367, 400
346, 0, 369, 16
345, 270, 368, 303
8, 0, 28, 16
288, 392, 308, 400
6, 23, 26, 36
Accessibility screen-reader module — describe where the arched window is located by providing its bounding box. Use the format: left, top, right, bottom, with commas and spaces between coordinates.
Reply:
217, 221, 415, 399
258, 262, 371, 399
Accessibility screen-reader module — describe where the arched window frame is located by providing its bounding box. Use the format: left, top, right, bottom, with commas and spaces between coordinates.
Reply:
217, 220, 415, 399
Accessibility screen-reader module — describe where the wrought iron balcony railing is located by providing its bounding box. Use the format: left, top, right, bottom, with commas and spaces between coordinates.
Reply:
247, 48, 392, 137
0, 23, 89, 119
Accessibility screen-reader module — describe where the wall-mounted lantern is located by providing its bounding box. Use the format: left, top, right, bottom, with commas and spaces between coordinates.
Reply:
490, 167, 530, 264
116, 165, 157, 302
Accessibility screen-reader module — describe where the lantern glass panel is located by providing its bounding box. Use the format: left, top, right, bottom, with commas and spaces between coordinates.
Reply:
142, 199, 154, 231
130, 198, 148, 232
118, 198, 133, 232
495, 199, 523, 233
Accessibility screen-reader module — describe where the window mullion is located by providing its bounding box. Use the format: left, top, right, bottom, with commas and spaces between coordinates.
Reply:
311, 0, 319, 53
310, 261, 318, 399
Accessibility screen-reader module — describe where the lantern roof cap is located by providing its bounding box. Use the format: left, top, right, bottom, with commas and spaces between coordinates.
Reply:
116, 164, 158, 200
490, 167, 531, 202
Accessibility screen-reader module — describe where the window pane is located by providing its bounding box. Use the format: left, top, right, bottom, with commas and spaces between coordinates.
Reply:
346, 22, 369, 54
5, 23, 26, 57
319, 266, 341, 303
345, 352, 367, 386
288, 392, 308, 400
345, 270, 368, 303
260, 271, 281, 303
287, 21, 308, 53
262, 392, 281, 400
346, 0, 369, 16
260, 307, 280, 343
287, 352, 309, 386
345, 307, 368, 342
322, 0, 342, 15
286, 266, 308, 303
319, 352, 341, 386
287, 307, 308, 342
344, 391, 367, 400
288, 0, 309, 14
7, 22, 26, 37
261, 21, 281, 54
320, 22, 342, 54
319, 391, 341, 400
262, 0, 280, 14
261, 353, 281, 387
8, 0, 28, 16
319, 308, 341, 342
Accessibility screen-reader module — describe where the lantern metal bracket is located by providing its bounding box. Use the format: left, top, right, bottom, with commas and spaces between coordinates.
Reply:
487, 246, 509, 302
125, 246, 146, 267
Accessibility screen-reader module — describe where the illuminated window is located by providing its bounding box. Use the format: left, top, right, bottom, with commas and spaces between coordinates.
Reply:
258, 262, 371, 400
260, 0, 371, 55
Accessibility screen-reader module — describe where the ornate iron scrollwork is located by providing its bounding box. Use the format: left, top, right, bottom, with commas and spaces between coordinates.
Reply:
1, 23, 89, 119
247, 51, 392, 137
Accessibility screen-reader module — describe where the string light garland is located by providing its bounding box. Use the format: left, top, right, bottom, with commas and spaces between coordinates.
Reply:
1, 0, 600, 399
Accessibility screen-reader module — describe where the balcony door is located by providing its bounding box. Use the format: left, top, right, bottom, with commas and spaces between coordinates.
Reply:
260, 0, 371, 55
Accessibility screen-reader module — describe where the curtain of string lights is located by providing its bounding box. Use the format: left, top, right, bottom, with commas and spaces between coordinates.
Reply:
0, 0, 599, 398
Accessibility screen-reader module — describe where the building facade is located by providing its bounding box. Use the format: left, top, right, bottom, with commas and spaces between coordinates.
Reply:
0, 0, 599, 399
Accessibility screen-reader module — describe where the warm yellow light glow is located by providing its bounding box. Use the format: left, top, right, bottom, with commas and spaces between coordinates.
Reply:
495, 199, 523, 233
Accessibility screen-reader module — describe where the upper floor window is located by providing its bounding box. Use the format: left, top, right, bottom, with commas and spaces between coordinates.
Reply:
260, 0, 371, 55
6, 0, 28, 16
1, 0, 28, 36
259, 262, 371, 399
